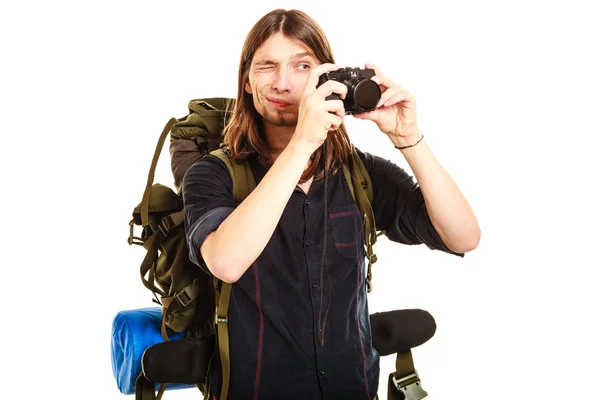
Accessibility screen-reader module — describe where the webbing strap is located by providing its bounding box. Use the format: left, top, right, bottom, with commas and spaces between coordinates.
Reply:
156, 384, 167, 400
209, 148, 255, 203
351, 145, 374, 203
135, 372, 156, 400
231, 159, 253, 202
141, 117, 179, 226
208, 148, 256, 400
387, 350, 422, 400
185, 146, 380, 400
140, 208, 185, 304
160, 299, 180, 342
387, 350, 428, 400
162, 279, 203, 312
135, 375, 166, 400
162, 210, 185, 233
344, 146, 378, 293
341, 164, 354, 201
395, 350, 416, 380
215, 279, 232, 400
139, 229, 168, 300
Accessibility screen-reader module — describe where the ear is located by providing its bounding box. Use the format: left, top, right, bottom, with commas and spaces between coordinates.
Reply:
244, 81, 253, 95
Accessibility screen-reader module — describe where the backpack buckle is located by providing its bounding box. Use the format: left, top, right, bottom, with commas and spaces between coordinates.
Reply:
128, 219, 144, 246
158, 215, 176, 236
174, 287, 193, 308
214, 306, 228, 325
391, 371, 428, 400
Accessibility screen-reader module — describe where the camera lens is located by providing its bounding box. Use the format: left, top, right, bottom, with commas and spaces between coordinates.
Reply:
353, 80, 381, 112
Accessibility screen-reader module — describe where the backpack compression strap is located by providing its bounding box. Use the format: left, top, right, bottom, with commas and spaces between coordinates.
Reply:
207, 147, 256, 400
140, 117, 180, 227
135, 372, 167, 400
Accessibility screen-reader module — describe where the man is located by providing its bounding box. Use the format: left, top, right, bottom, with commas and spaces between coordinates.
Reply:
182, 8, 480, 400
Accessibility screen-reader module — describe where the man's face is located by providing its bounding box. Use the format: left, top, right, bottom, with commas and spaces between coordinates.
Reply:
245, 33, 318, 128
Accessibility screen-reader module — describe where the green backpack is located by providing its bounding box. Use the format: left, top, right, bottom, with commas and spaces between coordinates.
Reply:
128, 98, 381, 399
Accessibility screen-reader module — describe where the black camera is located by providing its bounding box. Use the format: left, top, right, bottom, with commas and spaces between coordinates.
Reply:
317, 67, 381, 114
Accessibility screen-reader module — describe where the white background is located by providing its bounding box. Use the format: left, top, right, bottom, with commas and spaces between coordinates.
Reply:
2, 0, 599, 399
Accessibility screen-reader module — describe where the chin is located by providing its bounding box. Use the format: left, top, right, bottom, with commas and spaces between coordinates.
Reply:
266, 110, 297, 127
275, 117, 298, 127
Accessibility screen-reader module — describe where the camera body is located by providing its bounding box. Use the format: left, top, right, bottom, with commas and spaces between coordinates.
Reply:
317, 67, 381, 114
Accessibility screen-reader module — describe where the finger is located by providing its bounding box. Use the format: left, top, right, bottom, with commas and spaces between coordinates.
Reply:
304, 63, 339, 94
378, 87, 408, 108
327, 114, 342, 131
324, 99, 345, 117
382, 90, 411, 107
316, 80, 348, 100
365, 63, 395, 88
377, 87, 399, 108
353, 109, 379, 121
353, 111, 370, 119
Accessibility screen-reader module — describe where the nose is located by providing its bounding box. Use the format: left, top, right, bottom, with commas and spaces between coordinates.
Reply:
272, 68, 293, 93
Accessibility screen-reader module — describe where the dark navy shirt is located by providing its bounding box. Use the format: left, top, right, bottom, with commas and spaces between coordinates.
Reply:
182, 147, 462, 400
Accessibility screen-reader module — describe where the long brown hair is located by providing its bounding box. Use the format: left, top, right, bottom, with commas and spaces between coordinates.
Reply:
222, 9, 352, 183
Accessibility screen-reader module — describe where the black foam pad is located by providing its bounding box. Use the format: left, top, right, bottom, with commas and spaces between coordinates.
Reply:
370, 309, 436, 356
141, 336, 215, 384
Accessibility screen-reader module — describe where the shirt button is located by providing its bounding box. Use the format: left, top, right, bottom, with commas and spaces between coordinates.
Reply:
319, 369, 325, 377
305, 240, 311, 247
311, 281, 318, 289
305, 200, 311, 206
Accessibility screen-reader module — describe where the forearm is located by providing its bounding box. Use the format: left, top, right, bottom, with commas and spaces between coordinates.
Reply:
201, 141, 311, 283
393, 129, 481, 253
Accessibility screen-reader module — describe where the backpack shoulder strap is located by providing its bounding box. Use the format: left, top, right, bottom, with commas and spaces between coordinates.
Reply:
344, 145, 373, 204
210, 147, 256, 203
343, 145, 378, 293
214, 277, 232, 400
206, 146, 256, 400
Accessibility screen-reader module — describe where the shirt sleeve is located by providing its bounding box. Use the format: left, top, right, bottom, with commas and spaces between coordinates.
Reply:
355, 147, 464, 257
182, 155, 237, 273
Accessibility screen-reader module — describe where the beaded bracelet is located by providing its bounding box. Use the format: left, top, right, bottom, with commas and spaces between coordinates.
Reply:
395, 134, 424, 150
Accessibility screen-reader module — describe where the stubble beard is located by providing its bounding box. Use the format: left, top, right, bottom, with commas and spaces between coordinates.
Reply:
264, 108, 298, 127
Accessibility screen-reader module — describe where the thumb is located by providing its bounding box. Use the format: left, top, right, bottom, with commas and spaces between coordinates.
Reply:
353, 110, 380, 122
353, 111, 371, 119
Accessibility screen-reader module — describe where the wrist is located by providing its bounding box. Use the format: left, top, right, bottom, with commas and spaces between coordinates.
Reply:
286, 136, 315, 161
389, 127, 423, 149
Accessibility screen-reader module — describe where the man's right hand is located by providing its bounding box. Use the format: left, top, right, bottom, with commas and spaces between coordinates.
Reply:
292, 63, 348, 155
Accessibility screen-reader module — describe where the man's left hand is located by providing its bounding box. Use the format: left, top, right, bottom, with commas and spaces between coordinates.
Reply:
354, 64, 420, 146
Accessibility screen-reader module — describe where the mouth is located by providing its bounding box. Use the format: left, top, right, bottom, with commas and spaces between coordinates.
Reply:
267, 98, 292, 109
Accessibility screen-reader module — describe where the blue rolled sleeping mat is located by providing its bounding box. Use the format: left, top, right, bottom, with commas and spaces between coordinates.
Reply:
111, 307, 190, 395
